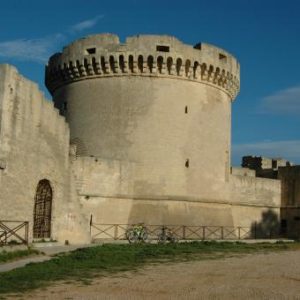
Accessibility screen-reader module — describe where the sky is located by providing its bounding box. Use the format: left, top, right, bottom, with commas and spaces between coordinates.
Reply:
0, 0, 299, 166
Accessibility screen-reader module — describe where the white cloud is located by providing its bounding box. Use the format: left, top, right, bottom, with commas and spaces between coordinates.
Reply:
70, 15, 104, 33
0, 34, 64, 63
0, 15, 104, 63
259, 86, 300, 115
232, 140, 300, 164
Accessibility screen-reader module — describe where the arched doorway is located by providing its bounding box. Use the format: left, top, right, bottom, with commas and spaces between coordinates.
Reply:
33, 179, 53, 239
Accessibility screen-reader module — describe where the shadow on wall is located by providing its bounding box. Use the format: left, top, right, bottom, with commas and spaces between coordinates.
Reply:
250, 210, 281, 239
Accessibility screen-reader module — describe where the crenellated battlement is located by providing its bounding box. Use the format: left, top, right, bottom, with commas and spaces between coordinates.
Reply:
45, 34, 240, 100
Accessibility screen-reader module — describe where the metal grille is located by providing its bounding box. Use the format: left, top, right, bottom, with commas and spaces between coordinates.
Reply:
33, 180, 52, 239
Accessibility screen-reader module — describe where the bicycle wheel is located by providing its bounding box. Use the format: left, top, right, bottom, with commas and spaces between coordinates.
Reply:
157, 233, 167, 244
126, 229, 138, 244
169, 234, 179, 243
140, 230, 148, 243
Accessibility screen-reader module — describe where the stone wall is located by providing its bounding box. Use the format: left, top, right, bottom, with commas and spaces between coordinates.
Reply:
230, 174, 281, 207
0, 64, 88, 243
61, 78, 232, 200
48, 34, 238, 203
231, 167, 255, 177
278, 166, 300, 238
70, 155, 282, 234
0, 34, 288, 243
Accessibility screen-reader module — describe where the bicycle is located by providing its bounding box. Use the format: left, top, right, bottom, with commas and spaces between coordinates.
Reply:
157, 226, 178, 244
126, 223, 148, 243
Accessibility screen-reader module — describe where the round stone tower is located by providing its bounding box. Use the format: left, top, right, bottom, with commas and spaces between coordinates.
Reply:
46, 34, 240, 224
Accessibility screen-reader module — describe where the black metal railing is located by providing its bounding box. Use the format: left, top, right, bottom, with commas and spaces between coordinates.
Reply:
90, 223, 256, 242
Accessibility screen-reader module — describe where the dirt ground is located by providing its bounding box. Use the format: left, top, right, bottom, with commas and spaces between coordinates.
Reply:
8, 250, 300, 300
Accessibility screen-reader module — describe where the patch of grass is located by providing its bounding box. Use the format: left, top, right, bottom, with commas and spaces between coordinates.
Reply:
0, 241, 298, 295
0, 248, 41, 263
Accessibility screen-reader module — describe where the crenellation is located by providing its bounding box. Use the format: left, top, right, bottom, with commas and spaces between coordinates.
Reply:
46, 34, 240, 101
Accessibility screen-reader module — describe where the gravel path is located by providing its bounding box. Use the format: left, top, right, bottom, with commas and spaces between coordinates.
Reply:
0, 256, 52, 273
7, 249, 300, 300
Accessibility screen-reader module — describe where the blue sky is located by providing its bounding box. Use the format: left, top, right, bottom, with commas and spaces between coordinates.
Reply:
0, 0, 299, 166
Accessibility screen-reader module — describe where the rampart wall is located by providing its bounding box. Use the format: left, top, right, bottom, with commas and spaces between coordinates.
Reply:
0, 64, 89, 242
69, 156, 281, 230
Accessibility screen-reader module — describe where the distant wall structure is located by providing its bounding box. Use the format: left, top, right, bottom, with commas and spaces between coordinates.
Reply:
240, 156, 300, 238
278, 166, 300, 238
242, 156, 292, 179
0, 33, 297, 244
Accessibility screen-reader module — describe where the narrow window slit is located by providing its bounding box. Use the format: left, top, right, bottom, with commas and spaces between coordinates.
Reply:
185, 159, 189, 168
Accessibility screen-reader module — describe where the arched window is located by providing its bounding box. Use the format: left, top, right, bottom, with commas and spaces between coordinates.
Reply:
128, 55, 134, 73
193, 61, 199, 78
83, 59, 88, 68
69, 61, 74, 75
221, 70, 226, 86
208, 65, 214, 80
157, 56, 163, 74
214, 67, 220, 84
138, 55, 143, 73
167, 57, 173, 75
147, 56, 154, 73
109, 56, 116, 73
92, 57, 98, 74
33, 179, 53, 239
101, 56, 106, 73
119, 55, 125, 73
185, 60, 191, 77
201, 63, 207, 79
76, 60, 82, 75
176, 58, 182, 75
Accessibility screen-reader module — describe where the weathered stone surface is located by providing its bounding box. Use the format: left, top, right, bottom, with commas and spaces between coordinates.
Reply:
0, 34, 290, 243
0, 64, 88, 243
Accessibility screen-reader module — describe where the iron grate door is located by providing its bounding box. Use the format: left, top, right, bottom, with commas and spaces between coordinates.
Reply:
33, 180, 52, 239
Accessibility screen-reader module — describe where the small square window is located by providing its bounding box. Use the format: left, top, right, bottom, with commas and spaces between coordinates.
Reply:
219, 53, 227, 62
156, 45, 170, 52
85, 48, 96, 55
194, 43, 202, 50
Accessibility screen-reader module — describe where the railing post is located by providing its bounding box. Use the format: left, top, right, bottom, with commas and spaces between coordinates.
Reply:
182, 225, 186, 240
202, 226, 205, 240
89, 214, 93, 235
221, 226, 224, 240
114, 224, 118, 240
25, 222, 29, 245
254, 222, 257, 239
238, 227, 241, 240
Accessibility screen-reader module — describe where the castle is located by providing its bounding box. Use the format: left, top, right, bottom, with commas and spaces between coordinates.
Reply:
0, 34, 299, 243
